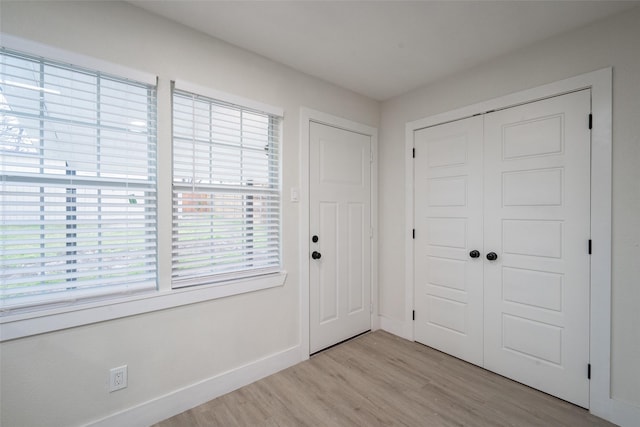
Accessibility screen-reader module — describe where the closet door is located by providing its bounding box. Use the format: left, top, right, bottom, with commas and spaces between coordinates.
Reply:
413, 116, 484, 366
483, 90, 591, 407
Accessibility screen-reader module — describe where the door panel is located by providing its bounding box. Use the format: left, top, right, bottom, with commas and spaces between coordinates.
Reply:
347, 202, 366, 314
318, 201, 338, 323
414, 115, 484, 367
483, 90, 591, 408
310, 122, 371, 354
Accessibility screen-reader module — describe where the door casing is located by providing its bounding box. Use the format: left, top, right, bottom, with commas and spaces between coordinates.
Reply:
300, 108, 379, 358
405, 68, 612, 420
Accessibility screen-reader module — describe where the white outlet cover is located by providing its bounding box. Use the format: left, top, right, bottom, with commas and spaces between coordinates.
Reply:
109, 365, 128, 392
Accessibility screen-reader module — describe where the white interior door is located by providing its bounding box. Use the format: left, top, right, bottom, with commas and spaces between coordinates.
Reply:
309, 121, 372, 354
483, 90, 591, 407
413, 90, 591, 407
413, 116, 484, 366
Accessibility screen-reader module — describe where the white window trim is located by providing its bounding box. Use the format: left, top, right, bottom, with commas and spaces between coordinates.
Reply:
0, 33, 156, 85
0, 40, 287, 342
0, 271, 287, 341
174, 80, 284, 118
404, 68, 612, 421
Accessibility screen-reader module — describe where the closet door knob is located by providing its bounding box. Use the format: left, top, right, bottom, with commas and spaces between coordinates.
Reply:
486, 252, 498, 261
469, 250, 480, 258
311, 251, 322, 260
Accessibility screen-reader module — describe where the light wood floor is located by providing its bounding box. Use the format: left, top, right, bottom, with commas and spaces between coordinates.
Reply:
154, 330, 616, 427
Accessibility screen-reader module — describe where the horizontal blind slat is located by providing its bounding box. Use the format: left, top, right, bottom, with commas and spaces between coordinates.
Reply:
171, 267, 279, 289
3, 273, 158, 297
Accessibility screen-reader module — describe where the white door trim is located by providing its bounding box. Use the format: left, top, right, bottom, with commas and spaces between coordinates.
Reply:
300, 108, 379, 360
405, 68, 613, 421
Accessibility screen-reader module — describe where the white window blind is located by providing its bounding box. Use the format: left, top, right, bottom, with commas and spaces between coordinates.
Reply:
172, 88, 281, 288
0, 48, 157, 312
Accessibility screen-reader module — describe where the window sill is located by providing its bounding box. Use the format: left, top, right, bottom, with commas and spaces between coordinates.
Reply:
0, 271, 287, 342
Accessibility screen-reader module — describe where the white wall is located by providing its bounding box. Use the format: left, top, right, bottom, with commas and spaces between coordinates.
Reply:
379, 5, 640, 410
0, 2, 379, 426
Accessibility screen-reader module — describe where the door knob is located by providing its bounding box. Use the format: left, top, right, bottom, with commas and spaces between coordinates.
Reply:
469, 250, 480, 258
486, 252, 498, 261
311, 251, 322, 260
312, 235, 319, 243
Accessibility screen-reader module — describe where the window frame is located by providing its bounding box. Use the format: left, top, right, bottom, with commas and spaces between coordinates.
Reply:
0, 36, 286, 342
171, 81, 283, 289
1, 47, 159, 313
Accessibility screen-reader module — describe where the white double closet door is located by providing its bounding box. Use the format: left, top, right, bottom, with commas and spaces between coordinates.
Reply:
414, 90, 591, 408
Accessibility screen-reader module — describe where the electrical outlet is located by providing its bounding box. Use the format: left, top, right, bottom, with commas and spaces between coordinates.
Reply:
109, 365, 128, 392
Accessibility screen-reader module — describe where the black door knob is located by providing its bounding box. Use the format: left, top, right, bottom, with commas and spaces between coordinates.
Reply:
486, 252, 498, 261
312, 235, 319, 243
311, 251, 322, 260
469, 250, 480, 258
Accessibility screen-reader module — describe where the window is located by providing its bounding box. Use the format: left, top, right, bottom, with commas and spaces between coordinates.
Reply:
0, 41, 285, 338
172, 86, 281, 287
0, 48, 157, 312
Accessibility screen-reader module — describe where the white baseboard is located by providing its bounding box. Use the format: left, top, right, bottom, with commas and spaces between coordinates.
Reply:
86, 344, 302, 427
607, 397, 640, 427
378, 315, 413, 341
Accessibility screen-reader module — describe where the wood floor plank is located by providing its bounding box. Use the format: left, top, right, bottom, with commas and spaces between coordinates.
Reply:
153, 331, 616, 427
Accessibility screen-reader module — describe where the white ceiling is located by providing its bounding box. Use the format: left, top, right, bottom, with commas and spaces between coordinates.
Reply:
131, 1, 637, 101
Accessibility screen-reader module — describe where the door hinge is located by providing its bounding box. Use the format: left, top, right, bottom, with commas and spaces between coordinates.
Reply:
412, 148, 415, 158
370, 303, 373, 314
588, 239, 592, 255
370, 150, 374, 163
589, 114, 593, 129
370, 227, 374, 239
412, 310, 415, 321
588, 363, 591, 380
412, 229, 415, 239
